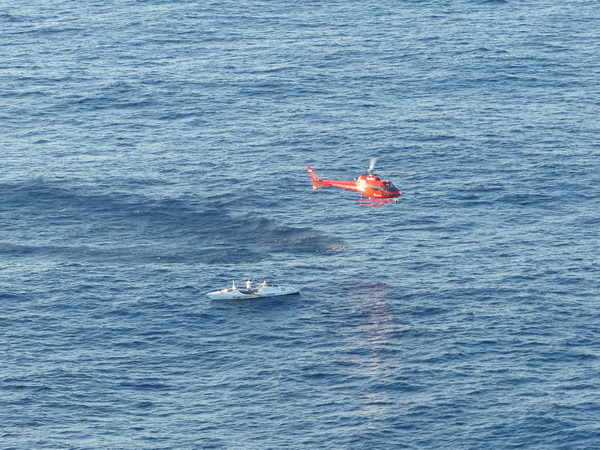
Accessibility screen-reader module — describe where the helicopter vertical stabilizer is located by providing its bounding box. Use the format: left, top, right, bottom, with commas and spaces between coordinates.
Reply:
306, 166, 323, 190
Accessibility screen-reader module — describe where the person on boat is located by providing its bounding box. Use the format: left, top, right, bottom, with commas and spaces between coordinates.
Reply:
245, 279, 253, 290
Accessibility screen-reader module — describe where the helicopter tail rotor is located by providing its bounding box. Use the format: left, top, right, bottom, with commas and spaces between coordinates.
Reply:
307, 166, 323, 190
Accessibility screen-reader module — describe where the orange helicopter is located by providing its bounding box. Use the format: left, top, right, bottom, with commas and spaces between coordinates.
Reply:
307, 158, 402, 206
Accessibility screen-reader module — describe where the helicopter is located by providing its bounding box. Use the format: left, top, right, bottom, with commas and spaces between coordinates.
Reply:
307, 158, 402, 206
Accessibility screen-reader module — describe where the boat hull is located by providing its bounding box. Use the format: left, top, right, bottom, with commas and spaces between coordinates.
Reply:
206, 285, 300, 300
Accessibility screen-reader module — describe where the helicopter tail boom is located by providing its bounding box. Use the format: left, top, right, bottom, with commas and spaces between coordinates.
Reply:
307, 166, 360, 192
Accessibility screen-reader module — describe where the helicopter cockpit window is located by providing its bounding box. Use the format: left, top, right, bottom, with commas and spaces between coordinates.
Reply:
386, 182, 398, 191
371, 186, 380, 191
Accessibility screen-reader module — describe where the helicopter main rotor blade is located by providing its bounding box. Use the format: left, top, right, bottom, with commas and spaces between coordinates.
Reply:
368, 157, 378, 173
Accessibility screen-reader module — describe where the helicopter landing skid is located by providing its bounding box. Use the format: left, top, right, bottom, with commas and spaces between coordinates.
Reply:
358, 196, 397, 207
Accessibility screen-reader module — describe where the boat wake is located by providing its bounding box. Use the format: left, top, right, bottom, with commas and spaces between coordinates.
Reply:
0, 181, 344, 264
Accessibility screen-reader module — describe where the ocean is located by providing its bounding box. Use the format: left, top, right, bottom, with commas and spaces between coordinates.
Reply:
2, 0, 599, 448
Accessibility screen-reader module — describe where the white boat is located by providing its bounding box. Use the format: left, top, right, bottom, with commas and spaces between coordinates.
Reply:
206, 280, 300, 300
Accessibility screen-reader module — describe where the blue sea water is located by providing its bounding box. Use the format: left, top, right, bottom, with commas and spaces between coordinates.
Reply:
1, 0, 600, 448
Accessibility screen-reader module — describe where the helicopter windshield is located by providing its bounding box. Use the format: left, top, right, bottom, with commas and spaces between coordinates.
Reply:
385, 182, 399, 191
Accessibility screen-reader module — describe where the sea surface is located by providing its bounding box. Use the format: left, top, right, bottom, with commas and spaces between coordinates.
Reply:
2, 0, 600, 448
